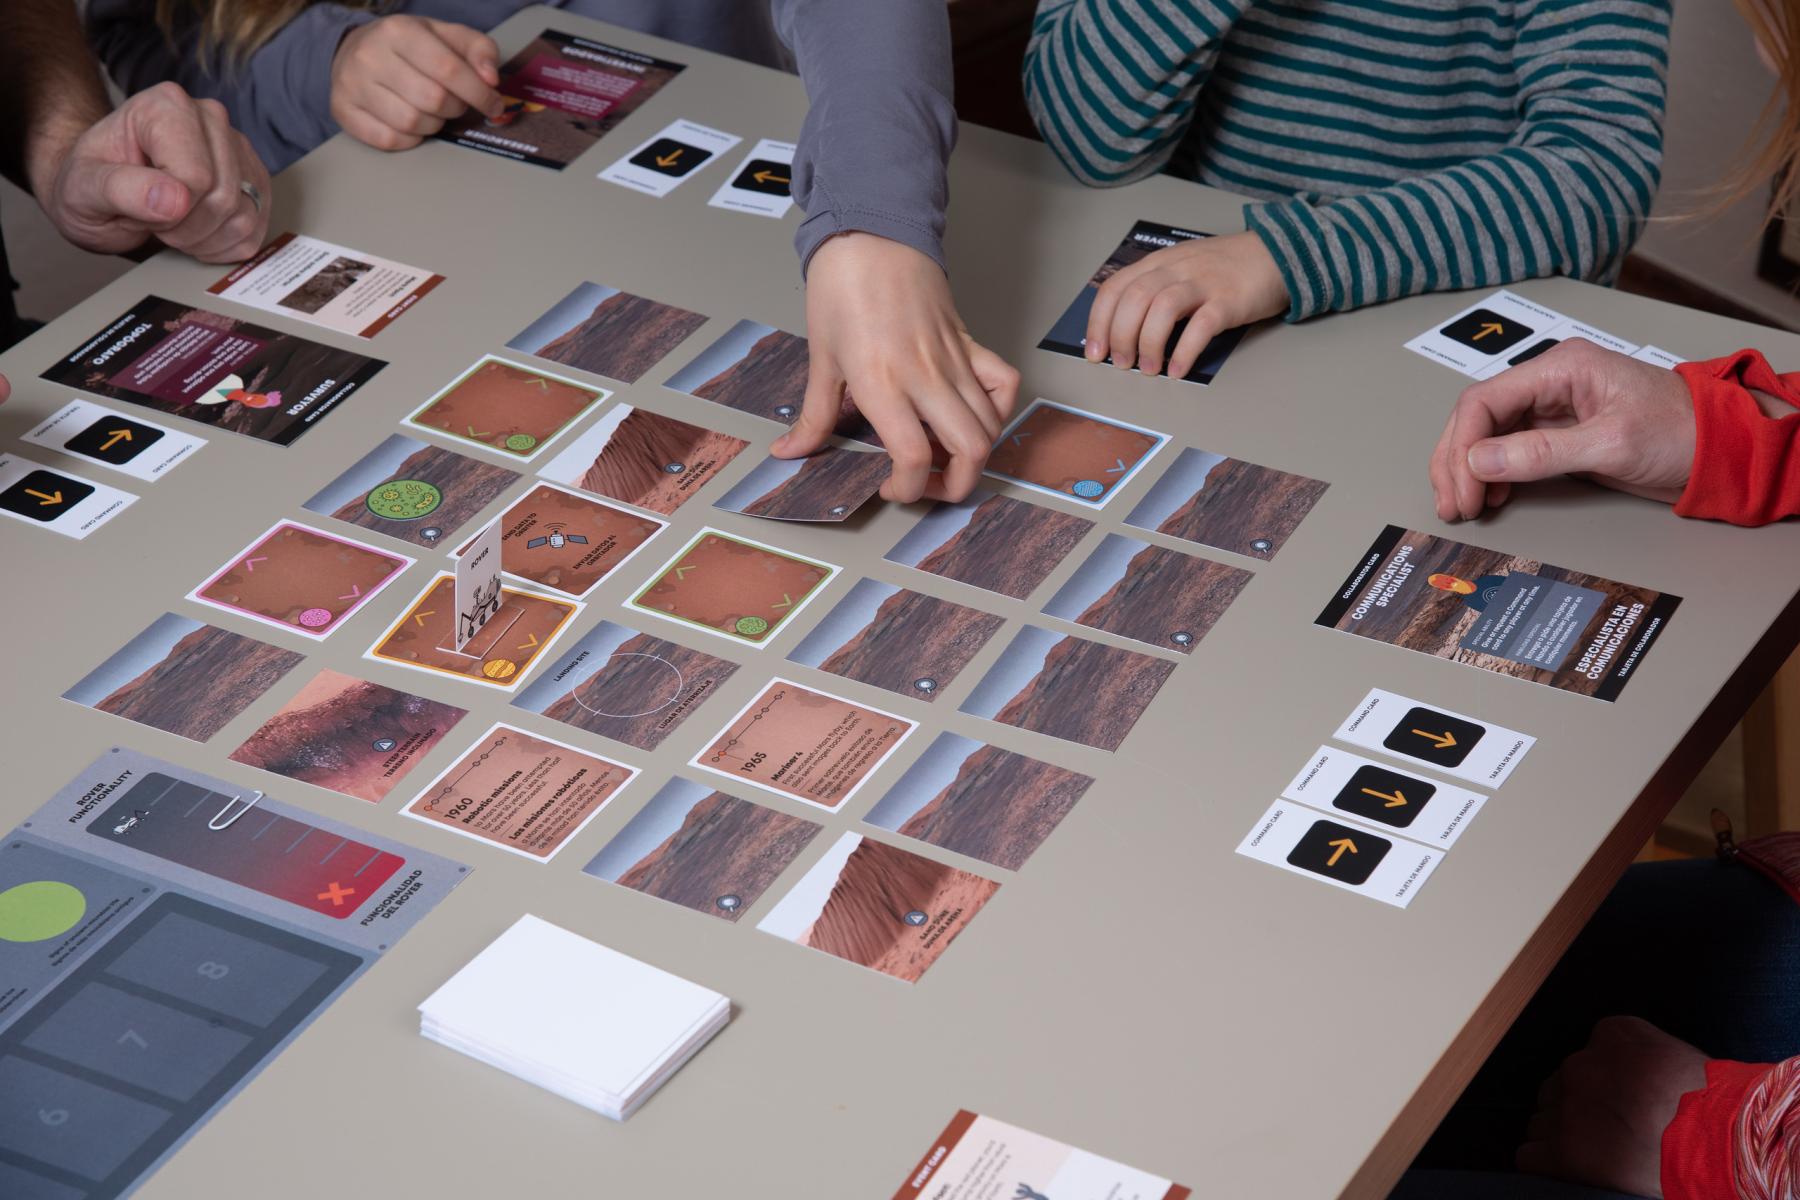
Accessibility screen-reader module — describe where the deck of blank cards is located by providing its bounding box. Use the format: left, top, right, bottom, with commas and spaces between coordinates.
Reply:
418, 914, 730, 1120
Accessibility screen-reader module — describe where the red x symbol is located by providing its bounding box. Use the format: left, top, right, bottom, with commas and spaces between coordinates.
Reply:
316, 881, 356, 907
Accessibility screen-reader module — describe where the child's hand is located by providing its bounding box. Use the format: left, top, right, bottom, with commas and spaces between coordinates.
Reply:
1084, 230, 1288, 379
330, 16, 503, 151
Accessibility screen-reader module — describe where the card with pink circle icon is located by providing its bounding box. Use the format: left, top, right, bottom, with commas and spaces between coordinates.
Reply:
190, 520, 413, 638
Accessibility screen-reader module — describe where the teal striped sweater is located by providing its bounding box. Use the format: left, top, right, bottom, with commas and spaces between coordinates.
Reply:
1023, 0, 1671, 320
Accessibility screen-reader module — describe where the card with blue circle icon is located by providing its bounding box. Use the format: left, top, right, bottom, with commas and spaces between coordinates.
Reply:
983, 399, 1168, 508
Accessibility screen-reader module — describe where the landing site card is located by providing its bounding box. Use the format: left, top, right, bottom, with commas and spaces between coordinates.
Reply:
885, 490, 1093, 600
599, 117, 740, 196
1405, 288, 1639, 379
713, 446, 887, 522
304, 433, 518, 548
583, 777, 820, 922
512, 620, 739, 750
664, 318, 881, 446
1333, 688, 1535, 788
984, 399, 1167, 507
228, 669, 466, 804
510, 281, 706, 384
64, 613, 303, 743
788, 579, 1004, 702
1044, 533, 1251, 654
1236, 800, 1442, 908
367, 573, 581, 689
627, 528, 838, 647
960, 626, 1175, 752
460, 481, 664, 598
692, 679, 915, 811
865, 733, 1093, 871
757, 831, 997, 983
23, 398, 205, 481
208, 232, 442, 338
408, 355, 607, 461
404, 724, 636, 862
894, 1111, 1192, 1200
0, 452, 135, 538
189, 520, 411, 639
1281, 745, 1486, 849
40, 295, 383, 445
538, 402, 747, 515
1125, 447, 1329, 560
434, 31, 685, 169
453, 518, 504, 650
709, 137, 795, 217
1316, 525, 1681, 701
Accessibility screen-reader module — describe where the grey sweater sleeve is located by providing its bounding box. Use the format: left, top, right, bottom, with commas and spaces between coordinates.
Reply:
773, 0, 957, 275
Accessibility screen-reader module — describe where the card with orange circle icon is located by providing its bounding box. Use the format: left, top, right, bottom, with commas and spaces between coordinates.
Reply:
189, 520, 412, 639
407, 356, 608, 461
626, 528, 838, 647
365, 573, 581, 690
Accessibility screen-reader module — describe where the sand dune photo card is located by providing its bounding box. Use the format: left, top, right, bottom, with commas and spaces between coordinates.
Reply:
538, 402, 746, 515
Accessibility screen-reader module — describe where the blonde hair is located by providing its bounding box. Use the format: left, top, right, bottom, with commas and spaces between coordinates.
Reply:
155, 0, 385, 64
1724, 0, 1800, 222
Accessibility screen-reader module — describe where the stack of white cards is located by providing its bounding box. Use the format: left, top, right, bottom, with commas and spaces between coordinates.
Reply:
418, 914, 730, 1120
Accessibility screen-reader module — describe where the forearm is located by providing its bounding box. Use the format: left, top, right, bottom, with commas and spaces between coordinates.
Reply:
1664, 1056, 1800, 1200
0, 0, 112, 197
1673, 350, 1800, 526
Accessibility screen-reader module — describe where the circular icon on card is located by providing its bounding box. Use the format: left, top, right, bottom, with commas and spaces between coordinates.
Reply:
828, 505, 849, 517
902, 910, 928, 927
663, 462, 686, 474
366, 479, 441, 520
297, 607, 333, 629
774, 405, 797, 419
734, 616, 770, 637
1071, 479, 1105, 499
482, 658, 519, 680
420, 526, 443, 542
1170, 631, 1194, 647
372, 738, 397, 753
1250, 538, 1274, 554
504, 434, 537, 453
715, 894, 743, 912
913, 677, 938, 694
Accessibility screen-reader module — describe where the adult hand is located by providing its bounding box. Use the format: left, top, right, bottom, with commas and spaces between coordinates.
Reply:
1429, 339, 1698, 522
34, 82, 270, 263
330, 15, 502, 152
1516, 1015, 1708, 1198
1083, 229, 1287, 379
776, 232, 1021, 504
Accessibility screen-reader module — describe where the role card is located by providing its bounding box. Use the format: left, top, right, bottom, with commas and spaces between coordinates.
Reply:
1125, 447, 1329, 560
713, 446, 888, 522
708, 138, 796, 217
40, 296, 384, 445
304, 433, 519, 548
408, 356, 608, 461
434, 31, 685, 169
692, 679, 916, 811
22, 398, 206, 481
190, 520, 411, 639
864, 733, 1093, 871
64, 613, 304, 743
885, 490, 1093, 600
599, 118, 740, 196
664, 318, 881, 447
1405, 288, 1641, 379
583, 777, 820, 921
984, 399, 1168, 507
1040, 219, 1247, 385
627, 528, 838, 647
894, 1110, 1192, 1200
1333, 688, 1535, 788
538, 402, 747, 515
1317, 525, 1682, 701
756, 832, 997, 983
510, 282, 707, 384
403, 724, 636, 862
367, 573, 581, 689
959, 626, 1175, 752
788, 579, 1004, 702
1043, 533, 1251, 654
460, 481, 664, 598
1281, 745, 1486, 849
207, 233, 443, 338
0, 452, 136, 538
512, 620, 739, 750
1236, 800, 1443, 908
228, 669, 466, 804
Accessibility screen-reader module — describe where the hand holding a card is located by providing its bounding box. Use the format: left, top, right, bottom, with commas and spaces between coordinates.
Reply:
331, 16, 503, 152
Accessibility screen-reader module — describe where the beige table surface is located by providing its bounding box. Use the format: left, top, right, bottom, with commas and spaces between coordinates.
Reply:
3, 10, 1799, 1198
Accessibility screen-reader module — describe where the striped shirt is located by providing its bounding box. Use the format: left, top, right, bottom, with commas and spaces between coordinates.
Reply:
1023, 0, 1671, 320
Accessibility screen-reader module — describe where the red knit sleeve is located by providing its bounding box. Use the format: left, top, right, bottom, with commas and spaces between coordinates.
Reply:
1663, 1059, 1773, 1200
1673, 350, 1800, 526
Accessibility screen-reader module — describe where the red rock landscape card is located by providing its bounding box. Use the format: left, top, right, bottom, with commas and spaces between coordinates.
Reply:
692, 679, 915, 811
959, 625, 1176, 752
664, 318, 882, 447
227, 668, 467, 803
628, 527, 837, 647
304, 433, 518, 549
459, 481, 664, 598
189, 520, 412, 638
713, 446, 888, 522
885, 490, 1092, 600
539, 402, 747, 515
367, 573, 580, 689
757, 832, 998, 983
787, 578, 1004, 702
512, 620, 739, 750
1042, 533, 1252, 654
509, 281, 706, 384
984, 400, 1169, 507
583, 777, 820, 922
1124, 447, 1329, 560
408, 356, 607, 461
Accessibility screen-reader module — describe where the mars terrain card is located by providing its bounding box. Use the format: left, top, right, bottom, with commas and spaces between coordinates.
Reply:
435, 31, 684, 169
305, 433, 518, 548
228, 668, 466, 804
865, 733, 1093, 871
584, 777, 820, 922
510, 281, 707, 384
462, 481, 664, 598
0, 452, 136, 538
538, 402, 747, 515
692, 679, 916, 811
894, 1111, 1192, 1200
1126, 448, 1329, 560
960, 626, 1175, 752
628, 528, 838, 647
1281, 745, 1486, 849
367, 573, 581, 689
757, 832, 997, 983
788, 579, 1004, 702
985, 399, 1168, 507
1040, 219, 1246, 385
23, 397, 206, 481
404, 724, 637, 862
709, 138, 796, 217
513, 620, 739, 750
1333, 688, 1535, 788
1317, 525, 1681, 700
1236, 800, 1442, 908
40, 295, 384, 445
886, 490, 1093, 600
190, 520, 411, 639
1043, 533, 1251, 654
64, 612, 303, 742
663, 318, 881, 447
208, 232, 443, 338
409, 356, 608, 461
599, 117, 740, 196
714, 446, 888, 522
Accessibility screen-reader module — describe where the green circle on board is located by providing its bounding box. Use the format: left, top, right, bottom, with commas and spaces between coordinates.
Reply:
365, 479, 442, 520
0, 880, 87, 943
734, 616, 770, 637
504, 434, 538, 452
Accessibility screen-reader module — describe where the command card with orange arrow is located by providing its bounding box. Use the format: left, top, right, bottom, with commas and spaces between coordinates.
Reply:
1332, 688, 1536, 790
1280, 746, 1488, 849
23, 398, 205, 482
0, 452, 135, 539
1403, 287, 1656, 379
708, 138, 796, 218
1236, 800, 1443, 908
600, 118, 740, 197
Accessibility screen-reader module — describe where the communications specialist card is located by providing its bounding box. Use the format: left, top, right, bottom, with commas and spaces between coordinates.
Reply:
1316, 526, 1681, 701
41, 296, 384, 445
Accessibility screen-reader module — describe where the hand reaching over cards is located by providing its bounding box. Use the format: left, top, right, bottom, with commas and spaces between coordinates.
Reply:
777, 233, 1021, 504
330, 15, 504, 152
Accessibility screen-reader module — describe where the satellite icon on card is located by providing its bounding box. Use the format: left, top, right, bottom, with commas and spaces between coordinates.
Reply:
526, 523, 588, 551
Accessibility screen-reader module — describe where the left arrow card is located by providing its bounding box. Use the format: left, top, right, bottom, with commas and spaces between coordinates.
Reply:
0, 452, 135, 538
22, 399, 206, 481
599, 118, 741, 197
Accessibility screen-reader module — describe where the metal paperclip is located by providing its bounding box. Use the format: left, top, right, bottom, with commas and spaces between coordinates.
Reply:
209, 791, 263, 831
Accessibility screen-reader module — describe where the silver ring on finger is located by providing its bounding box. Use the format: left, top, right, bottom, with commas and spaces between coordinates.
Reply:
239, 180, 263, 212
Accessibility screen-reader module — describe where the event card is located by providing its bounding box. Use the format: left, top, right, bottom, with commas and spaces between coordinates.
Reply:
208, 232, 442, 338
368, 573, 581, 689
189, 520, 411, 638
709, 138, 795, 217
1281, 745, 1486, 849
304, 433, 518, 548
713, 446, 887, 522
513, 620, 739, 750
599, 118, 740, 196
692, 679, 915, 811
463, 481, 663, 598
408, 356, 607, 461
886, 490, 1092, 600
960, 626, 1174, 752
1043, 533, 1251, 653
984, 399, 1167, 507
788, 579, 1004, 702
22, 398, 205, 482
628, 528, 837, 647
894, 1111, 1192, 1200
510, 282, 706, 384
1236, 800, 1442, 908
538, 402, 747, 514
1333, 688, 1535, 788
0, 452, 135, 538
1125, 447, 1329, 560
